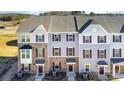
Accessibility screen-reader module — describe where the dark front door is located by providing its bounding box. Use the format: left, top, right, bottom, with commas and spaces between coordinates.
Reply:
69, 65, 73, 72
99, 67, 104, 74
38, 66, 43, 74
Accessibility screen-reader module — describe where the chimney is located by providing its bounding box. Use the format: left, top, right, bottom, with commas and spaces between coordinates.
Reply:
74, 16, 78, 32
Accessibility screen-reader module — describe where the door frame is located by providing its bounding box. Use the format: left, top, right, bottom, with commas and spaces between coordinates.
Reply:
67, 63, 75, 72
36, 64, 44, 75
99, 66, 105, 75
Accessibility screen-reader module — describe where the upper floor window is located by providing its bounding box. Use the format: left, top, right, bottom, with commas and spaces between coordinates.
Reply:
66, 34, 75, 41
21, 34, 30, 43
113, 35, 121, 42
21, 49, 30, 59
67, 48, 75, 56
98, 49, 106, 58
53, 48, 61, 56
98, 36, 106, 43
36, 48, 45, 58
83, 49, 92, 58
36, 35, 44, 42
83, 36, 92, 43
113, 48, 121, 57
52, 34, 61, 42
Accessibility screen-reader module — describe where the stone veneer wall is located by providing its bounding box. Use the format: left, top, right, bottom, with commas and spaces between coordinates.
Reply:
49, 57, 79, 72
18, 43, 49, 73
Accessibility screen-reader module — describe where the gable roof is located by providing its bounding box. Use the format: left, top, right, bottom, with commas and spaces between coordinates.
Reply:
76, 16, 124, 33
16, 15, 124, 33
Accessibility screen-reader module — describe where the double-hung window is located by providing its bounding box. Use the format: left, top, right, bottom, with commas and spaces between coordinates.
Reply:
53, 48, 61, 56
113, 35, 121, 42
66, 34, 75, 41
21, 49, 30, 59
36, 35, 44, 42
98, 36, 106, 43
113, 48, 121, 57
36, 48, 45, 58
83, 49, 92, 58
98, 49, 106, 58
83, 36, 92, 43
67, 48, 75, 56
21, 34, 30, 43
52, 34, 61, 42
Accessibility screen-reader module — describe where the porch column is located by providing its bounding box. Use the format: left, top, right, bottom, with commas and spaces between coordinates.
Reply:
113, 65, 115, 77
119, 65, 120, 74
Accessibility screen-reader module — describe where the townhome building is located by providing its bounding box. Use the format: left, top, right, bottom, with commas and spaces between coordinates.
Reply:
17, 15, 124, 78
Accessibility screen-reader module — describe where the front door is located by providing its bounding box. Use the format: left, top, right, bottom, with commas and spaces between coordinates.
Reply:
99, 67, 104, 75
68, 64, 73, 72
38, 66, 43, 74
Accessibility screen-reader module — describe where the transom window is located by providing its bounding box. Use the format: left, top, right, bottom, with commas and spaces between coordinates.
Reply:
21, 49, 30, 59
83, 36, 91, 43
36, 35, 44, 42
113, 48, 121, 57
53, 48, 61, 56
67, 48, 75, 56
67, 34, 75, 41
98, 49, 106, 58
21, 34, 30, 43
83, 49, 92, 58
52, 34, 61, 41
113, 35, 121, 42
98, 36, 106, 43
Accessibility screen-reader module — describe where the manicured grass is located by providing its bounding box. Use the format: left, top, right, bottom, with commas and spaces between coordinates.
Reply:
0, 34, 18, 57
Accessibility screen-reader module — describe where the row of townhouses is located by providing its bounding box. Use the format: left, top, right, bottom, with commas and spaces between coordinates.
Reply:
17, 15, 124, 78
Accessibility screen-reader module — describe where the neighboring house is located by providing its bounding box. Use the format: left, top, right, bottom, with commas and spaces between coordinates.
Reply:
17, 15, 124, 78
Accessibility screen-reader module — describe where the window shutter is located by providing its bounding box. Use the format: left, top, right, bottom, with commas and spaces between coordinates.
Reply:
43, 48, 45, 57
98, 50, 99, 58
90, 36, 92, 43
59, 34, 61, 41
36, 35, 38, 42
52, 34, 54, 41
36, 48, 38, 57
83, 50, 85, 58
113, 35, 115, 42
59, 48, 61, 56
66, 48, 68, 56
42, 35, 44, 42
22, 64, 24, 71
120, 35, 121, 42
83, 36, 85, 43
105, 50, 106, 58
73, 48, 75, 56
120, 48, 121, 57
104, 36, 106, 43
73, 34, 75, 41
29, 64, 31, 71
113, 49, 115, 57
98, 36, 99, 43
90, 50, 92, 58
53, 48, 54, 56
66, 34, 68, 41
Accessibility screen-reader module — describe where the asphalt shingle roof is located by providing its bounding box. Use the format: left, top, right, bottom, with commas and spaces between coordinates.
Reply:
97, 61, 108, 65
17, 15, 124, 33
111, 58, 124, 64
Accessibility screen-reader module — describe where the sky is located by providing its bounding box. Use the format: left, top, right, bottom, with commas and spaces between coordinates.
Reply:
0, 11, 124, 15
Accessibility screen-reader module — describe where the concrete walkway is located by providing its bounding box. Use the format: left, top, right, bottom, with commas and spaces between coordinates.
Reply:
1, 62, 17, 81
67, 72, 75, 81
35, 74, 45, 81
98, 75, 108, 81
